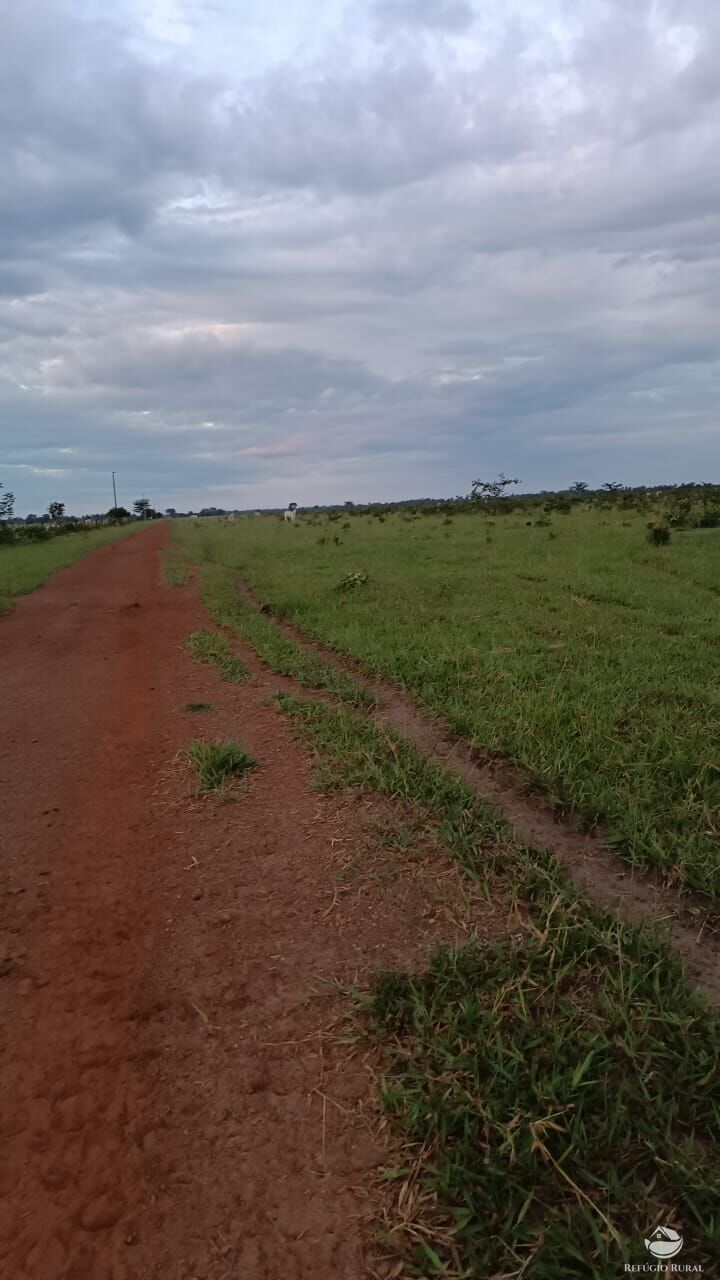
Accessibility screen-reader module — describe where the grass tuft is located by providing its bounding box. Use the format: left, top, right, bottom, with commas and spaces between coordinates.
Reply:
187, 739, 256, 792
183, 700, 213, 714
186, 628, 249, 683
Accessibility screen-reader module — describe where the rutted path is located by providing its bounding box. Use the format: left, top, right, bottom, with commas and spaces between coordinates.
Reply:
234, 573, 720, 1004
0, 527, 493, 1280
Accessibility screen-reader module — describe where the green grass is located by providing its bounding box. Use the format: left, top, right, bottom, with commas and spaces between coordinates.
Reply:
0, 523, 146, 614
172, 505, 720, 1274
187, 739, 256, 792
369, 933, 720, 1277
186, 559, 374, 707
183, 701, 213, 714
276, 692, 720, 1277
186, 628, 249, 683
173, 512, 720, 899
162, 546, 191, 586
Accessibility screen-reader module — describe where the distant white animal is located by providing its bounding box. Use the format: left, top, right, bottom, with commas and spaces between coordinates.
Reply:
284, 502, 298, 523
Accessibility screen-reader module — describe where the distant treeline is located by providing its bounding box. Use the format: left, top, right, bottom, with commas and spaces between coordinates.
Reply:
270, 481, 720, 528
3, 480, 719, 545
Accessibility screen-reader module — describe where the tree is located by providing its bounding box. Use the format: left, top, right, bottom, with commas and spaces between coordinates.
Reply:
470, 472, 520, 513
48, 501, 65, 521
569, 481, 589, 494
0, 482, 15, 525
601, 482, 624, 493
108, 506, 131, 522
133, 498, 151, 518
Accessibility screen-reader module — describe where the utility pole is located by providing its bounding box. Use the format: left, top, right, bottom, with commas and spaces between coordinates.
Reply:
112, 471, 118, 508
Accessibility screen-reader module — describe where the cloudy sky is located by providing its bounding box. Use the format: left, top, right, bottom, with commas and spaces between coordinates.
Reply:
1, 0, 719, 513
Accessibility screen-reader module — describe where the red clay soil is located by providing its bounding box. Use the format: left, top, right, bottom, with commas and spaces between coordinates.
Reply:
0, 526, 497, 1280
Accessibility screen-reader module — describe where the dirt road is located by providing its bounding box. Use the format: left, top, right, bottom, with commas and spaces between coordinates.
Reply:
0, 527, 468, 1280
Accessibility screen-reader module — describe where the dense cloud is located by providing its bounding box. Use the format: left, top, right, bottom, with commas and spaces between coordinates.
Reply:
0, 0, 718, 512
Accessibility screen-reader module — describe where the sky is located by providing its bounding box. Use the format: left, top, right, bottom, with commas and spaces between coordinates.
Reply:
1, 0, 719, 514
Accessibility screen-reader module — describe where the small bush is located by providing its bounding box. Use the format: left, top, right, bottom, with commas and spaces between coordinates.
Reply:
647, 522, 671, 546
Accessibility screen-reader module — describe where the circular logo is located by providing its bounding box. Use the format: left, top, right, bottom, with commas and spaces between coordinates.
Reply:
644, 1226, 683, 1259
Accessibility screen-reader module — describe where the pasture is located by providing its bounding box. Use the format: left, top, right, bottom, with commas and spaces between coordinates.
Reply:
174, 507, 720, 900
170, 507, 720, 1276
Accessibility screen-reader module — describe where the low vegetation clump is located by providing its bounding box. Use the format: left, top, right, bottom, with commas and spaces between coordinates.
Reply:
336, 569, 369, 591
187, 739, 256, 792
186, 628, 249, 683
183, 701, 213, 714
647, 520, 671, 545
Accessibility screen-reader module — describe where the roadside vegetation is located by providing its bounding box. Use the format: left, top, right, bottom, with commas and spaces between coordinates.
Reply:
0, 521, 147, 615
162, 546, 191, 586
173, 497, 720, 899
186, 627, 249, 683
180, 542, 374, 706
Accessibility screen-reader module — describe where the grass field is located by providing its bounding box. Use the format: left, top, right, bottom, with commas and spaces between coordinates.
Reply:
173, 511, 720, 1276
0, 523, 146, 614
278, 694, 720, 1277
174, 510, 720, 899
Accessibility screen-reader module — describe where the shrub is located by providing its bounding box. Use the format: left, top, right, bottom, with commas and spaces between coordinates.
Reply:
647, 522, 671, 545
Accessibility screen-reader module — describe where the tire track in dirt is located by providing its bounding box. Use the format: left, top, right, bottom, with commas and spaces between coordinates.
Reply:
234, 574, 720, 1004
0, 526, 500, 1280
